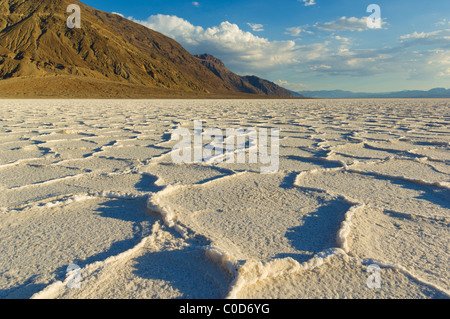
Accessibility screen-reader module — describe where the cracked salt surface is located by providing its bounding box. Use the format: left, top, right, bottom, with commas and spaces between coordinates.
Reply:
0, 99, 448, 299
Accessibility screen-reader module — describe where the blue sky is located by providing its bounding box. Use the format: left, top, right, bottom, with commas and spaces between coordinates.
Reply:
83, 0, 450, 92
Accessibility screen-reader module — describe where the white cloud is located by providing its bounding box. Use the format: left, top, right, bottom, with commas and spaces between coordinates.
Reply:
275, 80, 309, 91
309, 64, 332, 71
435, 19, 449, 27
192, 2, 200, 7
400, 31, 433, 39
247, 23, 264, 32
285, 16, 387, 38
314, 16, 371, 32
427, 50, 450, 76
284, 26, 313, 37
133, 14, 300, 72
332, 35, 351, 43
393, 48, 450, 79
294, 45, 399, 77
400, 29, 450, 40
285, 27, 302, 37
399, 29, 450, 49
299, 0, 316, 6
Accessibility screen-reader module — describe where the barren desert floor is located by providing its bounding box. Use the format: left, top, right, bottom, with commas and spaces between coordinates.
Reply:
0, 99, 448, 299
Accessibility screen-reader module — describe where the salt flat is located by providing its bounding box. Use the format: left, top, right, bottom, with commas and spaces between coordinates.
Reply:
0, 99, 448, 299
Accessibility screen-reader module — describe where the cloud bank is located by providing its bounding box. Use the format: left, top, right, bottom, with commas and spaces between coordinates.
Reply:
133, 14, 299, 72
129, 14, 449, 84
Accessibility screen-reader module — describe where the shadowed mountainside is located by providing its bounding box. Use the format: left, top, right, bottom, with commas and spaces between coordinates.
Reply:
194, 53, 294, 98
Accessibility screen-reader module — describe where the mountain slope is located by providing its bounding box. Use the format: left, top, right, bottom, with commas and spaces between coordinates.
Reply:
194, 53, 259, 94
242, 75, 293, 98
194, 54, 293, 98
0, 0, 294, 98
0, 0, 224, 94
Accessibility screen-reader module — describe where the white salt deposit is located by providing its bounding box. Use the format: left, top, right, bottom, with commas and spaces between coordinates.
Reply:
0, 99, 448, 299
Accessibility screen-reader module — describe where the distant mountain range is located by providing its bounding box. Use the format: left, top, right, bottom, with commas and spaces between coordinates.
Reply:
296, 88, 450, 99
0, 0, 294, 98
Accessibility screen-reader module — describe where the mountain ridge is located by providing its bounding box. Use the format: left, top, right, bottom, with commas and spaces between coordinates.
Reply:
194, 53, 293, 98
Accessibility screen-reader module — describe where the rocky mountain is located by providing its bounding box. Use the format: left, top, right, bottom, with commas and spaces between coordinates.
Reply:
194, 54, 293, 98
0, 0, 294, 98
